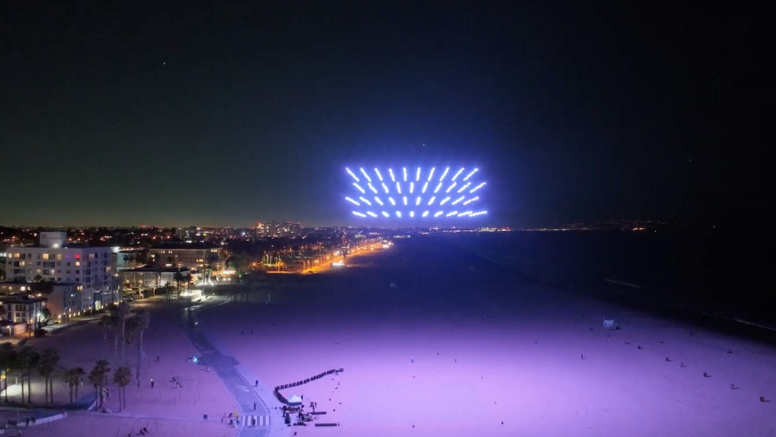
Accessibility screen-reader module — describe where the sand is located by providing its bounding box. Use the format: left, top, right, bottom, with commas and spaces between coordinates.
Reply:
15, 296, 241, 437
196, 238, 776, 437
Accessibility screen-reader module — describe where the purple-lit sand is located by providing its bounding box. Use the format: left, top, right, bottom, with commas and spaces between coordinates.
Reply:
199, 240, 776, 437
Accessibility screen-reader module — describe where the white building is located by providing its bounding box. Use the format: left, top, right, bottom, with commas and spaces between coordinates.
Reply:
3, 231, 118, 311
0, 296, 46, 329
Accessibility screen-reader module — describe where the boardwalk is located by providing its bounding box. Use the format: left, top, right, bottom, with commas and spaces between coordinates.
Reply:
182, 304, 273, 437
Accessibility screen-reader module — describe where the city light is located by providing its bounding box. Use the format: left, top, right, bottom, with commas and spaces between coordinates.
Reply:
346, 168, 360, 182
346, 166, 487, 219
359, 168, 372, 182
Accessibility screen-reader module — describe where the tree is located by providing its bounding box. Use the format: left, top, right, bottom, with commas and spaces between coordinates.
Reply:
63, 367, 85, 405
88, 360, 110, 409
135, 309, 150, 380
116, 301, 130, 362
16, 346, 37, 403
101, 309, 121, 356
40, 308, 52, 326
0, 344, 17, 404
37, 348, 60, 405
72, 367, 85, 403
113, 366, 131, 411
173, 271, 188, 299
31, 278, 53, 295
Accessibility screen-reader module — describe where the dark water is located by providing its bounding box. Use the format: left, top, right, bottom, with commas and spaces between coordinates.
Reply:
443, 230, 773, 329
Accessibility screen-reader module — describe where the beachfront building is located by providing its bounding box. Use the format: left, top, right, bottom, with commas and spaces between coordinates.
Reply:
148, 243, 225, 272
3, 231, 119, 311
118, 266, 193, 290
45, 282, 85, 323
0, 296, 46, 330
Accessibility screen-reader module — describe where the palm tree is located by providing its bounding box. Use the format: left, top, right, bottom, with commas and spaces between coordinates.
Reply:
113, 366, 131, 411
115, 301, 130, 362
124, 316, 140, 364
0, 344, 17, 404
62, 369, 80, 404
173, 271, 185, 299
71, 367, 85, 403
101, 310, 121, 356
16, 346, 38, 404
37, 348, 60, 404
135, 309, 150, 379
88, 360, 110, 409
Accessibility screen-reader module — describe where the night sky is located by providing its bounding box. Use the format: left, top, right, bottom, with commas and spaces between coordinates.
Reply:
0, 2, 767, 227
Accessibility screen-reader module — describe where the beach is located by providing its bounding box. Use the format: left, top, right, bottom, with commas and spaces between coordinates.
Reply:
194, 237, 776, 437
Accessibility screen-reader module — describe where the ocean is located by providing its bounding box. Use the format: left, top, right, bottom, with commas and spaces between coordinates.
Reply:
443, 230, 773, 331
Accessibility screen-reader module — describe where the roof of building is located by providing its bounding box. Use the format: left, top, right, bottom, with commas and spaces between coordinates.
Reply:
0, 296, 47, 303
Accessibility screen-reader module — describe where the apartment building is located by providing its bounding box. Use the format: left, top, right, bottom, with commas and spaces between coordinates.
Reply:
148, 244, 225, 271
3, 231, 118, 310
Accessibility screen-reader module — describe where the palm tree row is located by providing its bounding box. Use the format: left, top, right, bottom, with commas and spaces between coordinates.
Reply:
0, 343, 61, 405
84, 359, 132, 411
98, 303, 151, 383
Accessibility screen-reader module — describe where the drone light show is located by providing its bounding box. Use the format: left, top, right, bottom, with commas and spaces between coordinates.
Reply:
344, 167, 488, 220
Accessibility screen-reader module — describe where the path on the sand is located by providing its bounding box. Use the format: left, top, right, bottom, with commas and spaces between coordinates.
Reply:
182, 300, 275, 437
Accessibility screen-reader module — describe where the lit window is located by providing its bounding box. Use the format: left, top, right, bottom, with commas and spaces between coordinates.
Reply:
75, 254, 81, 260
56, 254, 62, 260
75, 261, 80, 266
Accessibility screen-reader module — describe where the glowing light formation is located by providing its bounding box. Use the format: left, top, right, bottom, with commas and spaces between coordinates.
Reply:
345, 166, 488, 219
